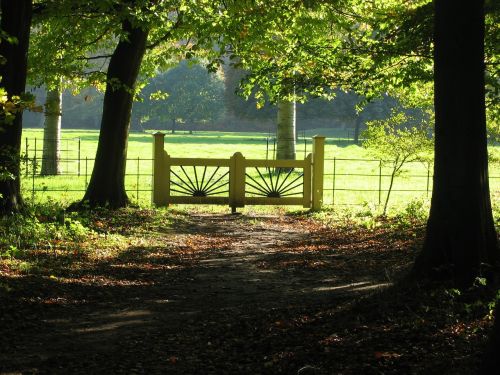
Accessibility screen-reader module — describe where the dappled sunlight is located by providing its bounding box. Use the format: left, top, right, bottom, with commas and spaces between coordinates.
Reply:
1, 210, 488, 374
73, 309, 153, 334
313, 281, 392, 293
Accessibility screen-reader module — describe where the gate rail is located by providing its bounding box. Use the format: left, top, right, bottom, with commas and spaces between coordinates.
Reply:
152, 133, 325, 212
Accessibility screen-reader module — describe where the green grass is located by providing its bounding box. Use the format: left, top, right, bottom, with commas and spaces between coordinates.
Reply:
20, 128, 500, 213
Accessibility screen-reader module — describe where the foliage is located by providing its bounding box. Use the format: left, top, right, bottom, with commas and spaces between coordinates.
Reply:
28, 2, 116, 91
362, 108, 433, 214
393, 198, 429, 229
132, 61, 225, 129
0, 199, 92, 254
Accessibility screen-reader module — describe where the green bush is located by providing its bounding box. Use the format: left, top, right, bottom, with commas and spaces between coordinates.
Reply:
0, 199, 92, 256
397, 198, 429, 224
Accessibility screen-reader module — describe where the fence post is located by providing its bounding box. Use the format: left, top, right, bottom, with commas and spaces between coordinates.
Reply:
136, 156, 140, 203
312, 135, 325, 211
25, 137, 29, 177
332, 157, 336, 206
32, 155, 36, 198
78, 138, 81, 177
378, 160, 382, 205
152, 132, 169, 206
229, 152, 245, 213
426, 162, 431, 197
303, 153, 312, 208
85, 157, 88, 188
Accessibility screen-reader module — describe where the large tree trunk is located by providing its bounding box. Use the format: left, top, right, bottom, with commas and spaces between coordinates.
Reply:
480, 306, 500, 373
0, 0, 32, 214
412, 0, 499, 286
41, 80, 62, 175
276, 99, 296, 160
80, 20, 148, 208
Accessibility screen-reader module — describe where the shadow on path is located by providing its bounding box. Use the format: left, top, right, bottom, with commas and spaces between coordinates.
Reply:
0, 214, 402, 374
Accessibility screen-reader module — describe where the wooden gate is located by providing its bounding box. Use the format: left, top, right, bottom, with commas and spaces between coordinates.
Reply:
152, 133, 325, 212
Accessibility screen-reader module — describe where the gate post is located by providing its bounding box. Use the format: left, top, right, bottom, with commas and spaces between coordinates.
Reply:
152, 132, 169, 206
229, 152, 245, 213
312, 135, 325, 211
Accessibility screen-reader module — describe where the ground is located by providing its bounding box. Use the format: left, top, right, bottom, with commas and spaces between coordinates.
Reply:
0, 211, 493, 374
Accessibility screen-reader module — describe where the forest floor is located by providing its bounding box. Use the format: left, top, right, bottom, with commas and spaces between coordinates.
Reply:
0, 209, 495, 374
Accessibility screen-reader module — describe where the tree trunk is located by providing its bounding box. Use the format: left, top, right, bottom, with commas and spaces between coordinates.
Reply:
353, 115, 362, 144
412, 0, 499, 286
171, 118, 176, 134
0, 0, 32, 214
41, 80, 62, 175
383, 163, 399, 216
80, 20, 148, 208
480, 306, 500, 373
276, 99, 296, 160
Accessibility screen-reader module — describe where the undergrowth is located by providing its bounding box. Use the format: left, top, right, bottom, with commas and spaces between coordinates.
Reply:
0, 198, 91, 257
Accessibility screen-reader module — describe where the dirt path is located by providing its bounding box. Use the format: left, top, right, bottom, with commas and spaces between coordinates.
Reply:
1, 214, 416, 374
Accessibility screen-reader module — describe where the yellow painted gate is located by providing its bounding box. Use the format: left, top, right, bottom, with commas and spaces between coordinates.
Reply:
152, 133, 325, 212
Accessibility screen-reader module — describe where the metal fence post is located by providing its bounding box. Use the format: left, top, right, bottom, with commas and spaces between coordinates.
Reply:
85, 157, 88, 188
426, 161, 431, 197
378, 160, 382, 205
136, 156, 140, 203
152, 132, 169, 206
32, 155, 36, 198
78, 138, 81, 177
333, 157, 336, 206
312, 135, 325, 211
25, 137, 29, 177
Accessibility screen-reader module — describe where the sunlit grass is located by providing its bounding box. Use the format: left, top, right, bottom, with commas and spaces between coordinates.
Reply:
20, 128, 500, 212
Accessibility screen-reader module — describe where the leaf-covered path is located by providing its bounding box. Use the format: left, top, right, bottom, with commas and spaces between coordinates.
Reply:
0, 213, 488, 374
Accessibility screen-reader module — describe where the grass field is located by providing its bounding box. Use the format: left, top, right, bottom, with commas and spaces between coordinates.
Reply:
20, 128, 500, 212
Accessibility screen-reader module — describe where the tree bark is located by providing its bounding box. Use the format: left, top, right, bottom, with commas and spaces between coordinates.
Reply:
412, 0, 499, 286
41, 80, 62, 175
80, 20, 148, 208
0, 0, 32, 214
276, 99, 296, 160
480, 306, 500, 373
353, 115, 362, 144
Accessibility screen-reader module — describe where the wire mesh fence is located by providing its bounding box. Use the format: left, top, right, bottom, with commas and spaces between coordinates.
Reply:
20, 135, 500, 209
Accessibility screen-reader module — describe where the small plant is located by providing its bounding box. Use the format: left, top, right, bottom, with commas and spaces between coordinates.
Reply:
362, 108, 434, 215
0, 245, 21, 259
394, 198, 429, 228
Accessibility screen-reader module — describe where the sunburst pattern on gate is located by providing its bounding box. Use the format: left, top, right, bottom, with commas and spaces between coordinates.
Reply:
170, 165, 229, 197
245, 167, 304, 198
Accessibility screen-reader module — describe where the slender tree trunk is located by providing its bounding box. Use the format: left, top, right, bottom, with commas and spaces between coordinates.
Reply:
80, 20, 148, 208
0, 0, 32, 214
41, 80, 62, 175
412, 0, 499, 286
383, 163, 399, 216
354, 115, 362, 144
171, 118, 176, 134
276, 99, 296, 160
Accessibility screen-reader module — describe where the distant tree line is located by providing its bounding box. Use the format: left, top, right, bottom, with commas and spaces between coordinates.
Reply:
23, 61, 409, 135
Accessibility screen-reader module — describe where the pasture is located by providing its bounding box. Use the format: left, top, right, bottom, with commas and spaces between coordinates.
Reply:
20, 128, 500, 212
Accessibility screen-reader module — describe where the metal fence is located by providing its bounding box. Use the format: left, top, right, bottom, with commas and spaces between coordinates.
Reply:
20, 135, 500, 208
